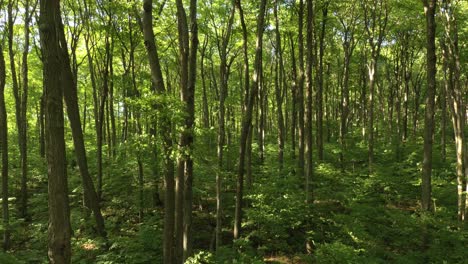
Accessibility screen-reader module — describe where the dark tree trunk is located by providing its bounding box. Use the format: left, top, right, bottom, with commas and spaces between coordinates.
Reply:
57, 14, 106, 237
142, 1, 175, 262
0, 34, 10, 251
214, 1, 235, 251
421, 0, 437, 212
304, 0, 314, 203
315, 1, 328, 162
39, 0, 72, 262
234, 0, 266, 239
297, 0, 305, 176
8, 0, 29, 221
274, 0, 285, 170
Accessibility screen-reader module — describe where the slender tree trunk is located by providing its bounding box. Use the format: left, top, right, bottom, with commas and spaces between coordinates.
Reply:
234, 0, 266, 239
142, 1, 175, 262
214, 1, 235, 251
362, 0, 387, 173
174, 0, 198, 260
304, 0, 314, 203
289, 34, 297, 160
200, 38, 210, 129
57, 14, 106, 237
40, 94, 45, 158
0, 35, 10, 251
297, 0, 305, 176
338, 11, 357, 171
316, 1, 328, 162
274, 0, 285, 170
441, 0, 465, 220
96, 36, 110, 201
421, 0, 437, 212
40, 0, 72, 262
8, 0, 29, 220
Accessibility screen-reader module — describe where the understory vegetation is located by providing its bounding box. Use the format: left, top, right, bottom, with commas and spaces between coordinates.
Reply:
2, 130, 466, 263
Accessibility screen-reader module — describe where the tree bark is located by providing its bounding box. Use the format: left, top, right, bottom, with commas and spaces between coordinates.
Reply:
0, 33, 10, 252
362, 0, 388, 173
274, 0, 285, 170
315, 1, 328, 162
304, 0, 314, 203
338, 7, 357, 171
234, 0, 266, 239
57, 12, 106, 237
142, 1, 175, 262
8, 0, 29, 220
174, 0, 198, 261
441, 0, 465, 220
297, 0, 305, 176
39, 0, 72, 262
213, 1, 235, 251
421, 0, 437, 212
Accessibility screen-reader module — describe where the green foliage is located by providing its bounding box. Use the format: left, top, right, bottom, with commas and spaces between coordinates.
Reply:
0, 253, 23, 264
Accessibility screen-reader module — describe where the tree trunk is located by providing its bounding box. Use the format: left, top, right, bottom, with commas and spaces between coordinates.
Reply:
234, 0, 266, 239
338, 9, 357, 171
214, 1, 235, 251
8, 0, 29, 220
316, 1, 328, 162
289, 34, 297, 161
304, 0, 314, 203
39, 0, 72, 262
57, 13, 106, 237
362, 0, 388, 173
142, 1, 175, 262
274, 0, 285, 170
441, 0, 465, 220
297, 0, 305, 176
0, 35, 10, 251
421, 0, 437, 212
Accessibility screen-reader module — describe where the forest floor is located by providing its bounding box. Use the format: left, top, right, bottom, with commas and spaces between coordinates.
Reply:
1, 136, 467, 263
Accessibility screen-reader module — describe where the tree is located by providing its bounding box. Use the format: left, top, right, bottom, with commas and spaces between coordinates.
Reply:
274, 0, 285, 170
39, 0, 72, 262
57, 4, 106, 236
297, 0, 305, 176
421, 0, 437, 212
0, 24, 10, 251
441, 0, 465, 220
362, 0, 388, 173
206, 0, 236, 250
315, 0, 329, 162
8, 0, 32, 220
304, 0, 314, 203
336, 2, 359, 171
234, 0, 267, 239
174, 0, 198, 261
142, 0, 176, 262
